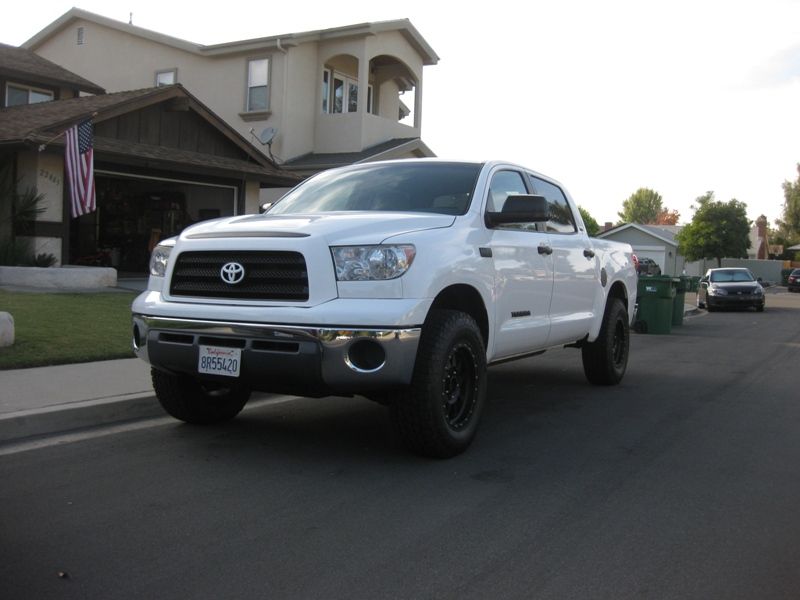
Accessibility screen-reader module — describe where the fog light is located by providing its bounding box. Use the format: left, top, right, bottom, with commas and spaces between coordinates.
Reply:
346, 340, 386, 373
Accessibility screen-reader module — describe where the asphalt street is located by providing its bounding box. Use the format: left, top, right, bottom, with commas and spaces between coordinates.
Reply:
2, 293, 800, 599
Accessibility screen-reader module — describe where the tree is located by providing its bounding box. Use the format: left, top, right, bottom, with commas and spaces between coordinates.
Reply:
775, 164, 800, 244
654, 208, 680, 225
676, 191, 751, 267
618, 188, 663, 224
578, 206, 600, 236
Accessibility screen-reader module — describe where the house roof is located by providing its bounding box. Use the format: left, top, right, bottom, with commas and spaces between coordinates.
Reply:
23, 8, 440, 65
283, 138, 435, 171
0, 84, 300, 185
597, 223, 682, 247
0, 42, 105, 95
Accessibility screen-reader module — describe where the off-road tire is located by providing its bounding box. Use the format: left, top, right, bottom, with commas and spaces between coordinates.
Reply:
151, 368, 251, 424
582, 298, 629, 385
390, 310, 487, 459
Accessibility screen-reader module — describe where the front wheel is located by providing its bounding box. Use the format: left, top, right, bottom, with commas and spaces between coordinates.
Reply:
582, 299, 630, 385
390, 310, 487, 459
151, 369, 251, 424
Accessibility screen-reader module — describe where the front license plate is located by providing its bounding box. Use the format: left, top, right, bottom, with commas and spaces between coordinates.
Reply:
198, 345, 241, 378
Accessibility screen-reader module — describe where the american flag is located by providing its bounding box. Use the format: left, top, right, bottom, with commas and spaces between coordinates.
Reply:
65, 119, 96, 218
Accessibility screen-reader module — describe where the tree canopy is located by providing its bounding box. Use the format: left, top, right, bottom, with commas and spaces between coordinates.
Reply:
675, 192, 751, 267
618, 188, 663, 224
775, 164, 800, 244
578, 206, 600, 236
617, 188, 680, 225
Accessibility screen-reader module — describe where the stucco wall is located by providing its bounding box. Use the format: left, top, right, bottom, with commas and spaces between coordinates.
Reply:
15, 150, 65, 264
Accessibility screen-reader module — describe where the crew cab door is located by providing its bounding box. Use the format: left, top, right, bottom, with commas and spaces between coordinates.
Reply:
484, 168, 554, 359
527, 174, 598, 345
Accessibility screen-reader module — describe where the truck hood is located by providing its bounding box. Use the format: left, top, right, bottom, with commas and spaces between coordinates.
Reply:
180, 212, 455, 245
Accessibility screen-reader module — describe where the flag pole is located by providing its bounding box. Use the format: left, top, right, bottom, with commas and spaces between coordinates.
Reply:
38, 112, 98, 152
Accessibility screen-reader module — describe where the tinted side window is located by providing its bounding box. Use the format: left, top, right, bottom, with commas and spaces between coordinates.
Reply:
486, 170, 536, 231
487, 170, 528, 212
528, 175, 577, 233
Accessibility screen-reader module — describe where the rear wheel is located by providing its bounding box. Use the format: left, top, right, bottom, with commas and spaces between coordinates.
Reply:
390, 310, 487, 458
151, 368, 250, 424
582, 299, 629, 385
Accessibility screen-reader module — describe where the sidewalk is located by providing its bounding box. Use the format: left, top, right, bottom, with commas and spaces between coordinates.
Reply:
0, 358, 161, 443
0, 301, 703, 446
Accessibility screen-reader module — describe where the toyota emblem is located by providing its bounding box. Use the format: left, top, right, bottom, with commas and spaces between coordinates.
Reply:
220, 262, 245, 285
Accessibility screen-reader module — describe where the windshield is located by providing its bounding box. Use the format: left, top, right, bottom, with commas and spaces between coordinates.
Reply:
268, 162, 482, 216
710, 269, 756, 283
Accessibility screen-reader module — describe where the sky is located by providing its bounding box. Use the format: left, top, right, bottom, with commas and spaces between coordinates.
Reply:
3, 0, 800, 226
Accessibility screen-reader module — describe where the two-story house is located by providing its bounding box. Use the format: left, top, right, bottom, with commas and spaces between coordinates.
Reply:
23, 8, 439, 203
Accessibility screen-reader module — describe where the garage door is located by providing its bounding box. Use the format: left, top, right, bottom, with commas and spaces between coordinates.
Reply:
632, 246, 666, 272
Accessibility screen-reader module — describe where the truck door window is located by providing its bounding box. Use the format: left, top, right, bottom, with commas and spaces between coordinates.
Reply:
487, 170, 535, 231
528, 175, 577, 234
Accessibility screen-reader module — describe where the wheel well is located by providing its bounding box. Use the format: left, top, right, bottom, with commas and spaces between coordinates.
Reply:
429, 284, 489, 348
608, 281, 628, 311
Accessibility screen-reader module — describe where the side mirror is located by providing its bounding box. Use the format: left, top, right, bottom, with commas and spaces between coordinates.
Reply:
485, 194, 549, 227
259, 202, 273, 214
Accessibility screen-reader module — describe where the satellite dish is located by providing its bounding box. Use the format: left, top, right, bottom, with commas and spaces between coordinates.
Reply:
259, 127, 277, 145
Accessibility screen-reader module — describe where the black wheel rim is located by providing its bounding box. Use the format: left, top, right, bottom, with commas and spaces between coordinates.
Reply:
441, 343, 478, 431
611, 319, 626, 367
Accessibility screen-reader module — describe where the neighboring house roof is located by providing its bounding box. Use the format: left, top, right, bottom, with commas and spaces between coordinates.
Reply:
598, 223, 682, 247
284, 138, 435, 170
0, 42, 105, 95
0, 84, 299, 184
23, 8, 440, 65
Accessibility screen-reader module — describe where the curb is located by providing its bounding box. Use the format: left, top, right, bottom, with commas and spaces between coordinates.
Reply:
0, 393, 162, 444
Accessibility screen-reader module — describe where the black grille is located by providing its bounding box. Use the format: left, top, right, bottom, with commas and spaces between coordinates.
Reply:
170, 251, 309, 301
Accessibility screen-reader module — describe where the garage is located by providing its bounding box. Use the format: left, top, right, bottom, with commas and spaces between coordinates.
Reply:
71, 172, 238, 273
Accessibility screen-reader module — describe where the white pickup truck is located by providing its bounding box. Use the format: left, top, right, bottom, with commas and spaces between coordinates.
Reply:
132, 159, 637, 457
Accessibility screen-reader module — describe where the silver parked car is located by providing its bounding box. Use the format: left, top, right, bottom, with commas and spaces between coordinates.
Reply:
697, 268, 765, 312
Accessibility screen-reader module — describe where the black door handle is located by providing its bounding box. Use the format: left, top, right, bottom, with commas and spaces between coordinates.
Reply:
584, 249, 595, 258
538, 245, 553, 256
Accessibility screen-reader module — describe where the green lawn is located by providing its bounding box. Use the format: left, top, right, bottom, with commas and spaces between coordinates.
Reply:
0, 290, 137, 370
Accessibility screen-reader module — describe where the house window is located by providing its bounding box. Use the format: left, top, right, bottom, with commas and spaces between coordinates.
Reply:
77, 26, 85, 45
155, 69, 177, 86
322, 69, 331, 113
246, 58, 269, 112
325, 71, 360, 114
347, 81, 358, 113
5, 83, 54, 107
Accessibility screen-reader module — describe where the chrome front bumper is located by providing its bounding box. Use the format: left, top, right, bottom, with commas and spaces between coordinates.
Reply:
132, 314, 421, 395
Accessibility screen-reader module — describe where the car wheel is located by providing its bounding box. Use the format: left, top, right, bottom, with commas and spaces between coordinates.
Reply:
390, 309, 487, 459
151, 368, 251, 424
582, 298, 629, 386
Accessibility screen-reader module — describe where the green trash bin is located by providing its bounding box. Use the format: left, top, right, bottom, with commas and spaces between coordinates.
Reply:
672, 276, 691, 326
635, 276, 676, 334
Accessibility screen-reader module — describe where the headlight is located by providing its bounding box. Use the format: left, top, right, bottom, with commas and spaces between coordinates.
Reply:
708, 286, 727, 296
331, 245, 415, 281
752, 286, 763, 295
149, 243, 174, 277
